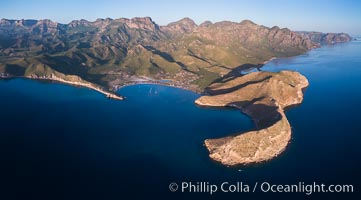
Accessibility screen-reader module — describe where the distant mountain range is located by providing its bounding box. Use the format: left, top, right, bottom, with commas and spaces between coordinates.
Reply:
297, 31, 352, 45
0, 17, 352, 93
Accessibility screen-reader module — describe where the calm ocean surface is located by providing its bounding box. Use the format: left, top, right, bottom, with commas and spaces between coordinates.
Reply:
0, 41, 360, 199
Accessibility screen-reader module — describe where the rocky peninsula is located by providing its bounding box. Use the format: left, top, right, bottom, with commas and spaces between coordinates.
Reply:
30, 74, 124, 100
0, 69, 123, 100
195, 70, 308, 165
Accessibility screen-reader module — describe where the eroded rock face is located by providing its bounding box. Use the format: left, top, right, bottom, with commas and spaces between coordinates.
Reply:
195, 71, 309, 165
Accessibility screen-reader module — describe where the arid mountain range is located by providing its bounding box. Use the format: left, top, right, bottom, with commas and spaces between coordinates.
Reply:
0, 17, 352, 93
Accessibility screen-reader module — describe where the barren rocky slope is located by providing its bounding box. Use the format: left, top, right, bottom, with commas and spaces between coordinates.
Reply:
195, 71, 309, 165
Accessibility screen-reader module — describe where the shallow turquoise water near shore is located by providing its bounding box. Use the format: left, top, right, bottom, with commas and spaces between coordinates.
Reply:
0, 41, 361, 199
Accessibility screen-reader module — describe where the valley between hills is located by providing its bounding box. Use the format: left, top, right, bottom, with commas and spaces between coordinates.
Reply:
0, 17, 352, 165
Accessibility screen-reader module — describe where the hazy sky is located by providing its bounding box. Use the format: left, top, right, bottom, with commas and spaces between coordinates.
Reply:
1, 0, 360, 35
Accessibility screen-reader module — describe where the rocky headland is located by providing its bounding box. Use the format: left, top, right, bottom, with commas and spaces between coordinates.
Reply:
0, 67, 123, 100
195, 71, 309, 165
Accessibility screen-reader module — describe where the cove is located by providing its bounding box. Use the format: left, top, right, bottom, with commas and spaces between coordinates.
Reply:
1, 40, 361, 199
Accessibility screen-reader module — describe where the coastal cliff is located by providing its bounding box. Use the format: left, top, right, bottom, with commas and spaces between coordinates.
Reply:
195, 71, 308, 165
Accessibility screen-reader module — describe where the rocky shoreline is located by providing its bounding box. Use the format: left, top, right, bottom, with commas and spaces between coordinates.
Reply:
0, 73, 123, 101
195, 70, 309, 165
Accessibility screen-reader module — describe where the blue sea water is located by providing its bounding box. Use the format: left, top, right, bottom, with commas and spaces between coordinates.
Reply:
0, 41, 361, 199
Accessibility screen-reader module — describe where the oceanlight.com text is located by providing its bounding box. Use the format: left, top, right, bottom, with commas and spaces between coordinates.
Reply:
168, 181, 354, 195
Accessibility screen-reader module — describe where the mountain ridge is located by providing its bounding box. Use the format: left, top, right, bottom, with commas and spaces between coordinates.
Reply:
297, 31, 352, 45
0, 17, 351, 96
